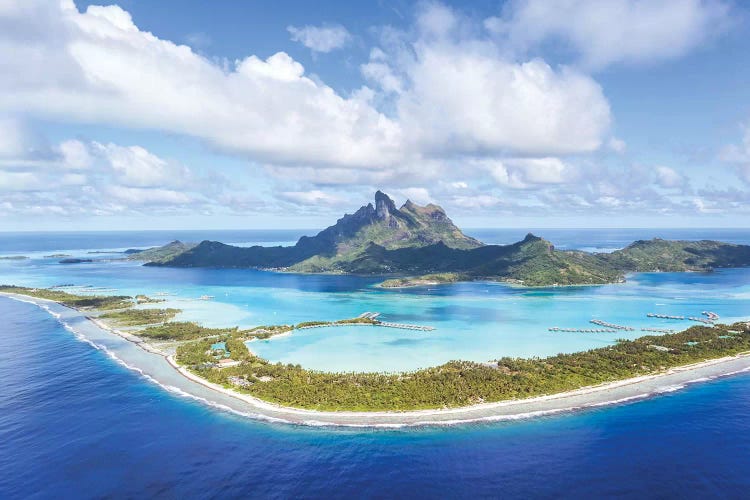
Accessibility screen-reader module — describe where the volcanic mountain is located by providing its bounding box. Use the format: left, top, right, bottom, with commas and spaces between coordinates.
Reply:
151, 191, 482, 271
142, 191, 750, 286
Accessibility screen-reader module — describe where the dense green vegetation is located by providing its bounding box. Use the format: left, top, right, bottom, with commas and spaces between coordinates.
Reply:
295, 320, 331, 328
379, 273, 464, 288
127, 240, 197, 264
138, 322, 237, 341
296, 318, 378, 328
604, 238, 750, 272
225, 336, 252, 361
100, 308, 181, 326
0, 286, 186, 329
0, 285, 133, 310
355, 234, 623, 286
288, 194, 482, 273
136, 321, 295, 341
151, 191, 482, 271
175, 338, 216, 365
135, 294, 165, 304
176, 323, 750, 411
244, 325, 294, 339
6, 283, 750, 412
175, 335, 253, 365
146, 191, 750, 286
334, 317, 378, 325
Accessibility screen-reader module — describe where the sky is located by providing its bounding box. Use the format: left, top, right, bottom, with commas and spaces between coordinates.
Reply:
1, 0, 750, 231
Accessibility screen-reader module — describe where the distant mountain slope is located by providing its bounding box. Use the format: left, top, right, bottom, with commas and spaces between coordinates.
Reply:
159, 240, 307, 269
603, 238, 750, 272
293, 190, 481, 254
152, 191, 482, 270
127, 241, 197, 264
145, 192, 750, 286
341, 234, 623, 286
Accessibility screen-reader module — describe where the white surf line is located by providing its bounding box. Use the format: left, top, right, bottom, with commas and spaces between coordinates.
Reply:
4, 291, 750, 428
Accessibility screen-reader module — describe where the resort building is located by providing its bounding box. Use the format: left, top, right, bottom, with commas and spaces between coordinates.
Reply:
217, 359, 240, 368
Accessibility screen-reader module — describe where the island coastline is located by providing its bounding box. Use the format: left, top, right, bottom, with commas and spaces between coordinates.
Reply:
4, 291, 750, 428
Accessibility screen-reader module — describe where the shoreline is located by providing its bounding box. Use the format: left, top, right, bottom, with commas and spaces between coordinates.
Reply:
376, 275, 629, 290
4, 291, 750, 428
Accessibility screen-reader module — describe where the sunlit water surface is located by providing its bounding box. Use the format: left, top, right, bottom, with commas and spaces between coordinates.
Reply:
1, 229, 749, 372
2, 229, 750, 498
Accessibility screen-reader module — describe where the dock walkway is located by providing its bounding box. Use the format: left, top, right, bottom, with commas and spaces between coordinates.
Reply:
297, 312, 435, 332
590, 319, 635, 331
377, 321, 435, 331
647, 312, 718, 326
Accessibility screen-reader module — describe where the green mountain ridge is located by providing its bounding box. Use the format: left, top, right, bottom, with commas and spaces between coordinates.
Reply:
144, 192, 750, 286
347, 234, 624, 286
289, 192, 482, 272
606, 238, 750, 272
127, 240, 197, 264
155, 191, 481, 270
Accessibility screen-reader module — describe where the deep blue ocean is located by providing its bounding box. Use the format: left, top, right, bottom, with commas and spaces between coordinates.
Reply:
2, 229, 750, 498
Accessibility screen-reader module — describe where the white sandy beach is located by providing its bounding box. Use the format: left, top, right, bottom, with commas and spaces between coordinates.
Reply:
4, 291, 750, 428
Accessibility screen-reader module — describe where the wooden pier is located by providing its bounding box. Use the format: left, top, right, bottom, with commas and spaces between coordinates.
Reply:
359, 312, 434, 331
550, 310, 720, 336
647, 313, 685, 320
358, 312, 381, 320
548, 327, 617, 333
297, 312, 435, 332
376, 321, 435, 331
647, 312, 718, 325
590, 319, 635, 331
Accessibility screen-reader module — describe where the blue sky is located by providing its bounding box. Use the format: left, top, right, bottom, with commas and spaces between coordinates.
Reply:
1, 0, 750, 231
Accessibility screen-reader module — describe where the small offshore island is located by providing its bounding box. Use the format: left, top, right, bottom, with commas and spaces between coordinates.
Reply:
3, 284, 750, 424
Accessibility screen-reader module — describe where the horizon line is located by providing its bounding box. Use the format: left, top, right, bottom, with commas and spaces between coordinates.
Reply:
2, 227, 750, 234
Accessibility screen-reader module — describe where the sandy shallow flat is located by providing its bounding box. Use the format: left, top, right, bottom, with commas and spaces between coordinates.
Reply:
5, 292, 750, 428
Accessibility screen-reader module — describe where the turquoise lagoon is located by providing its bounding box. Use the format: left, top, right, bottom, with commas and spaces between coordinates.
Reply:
2, 229, 750, 373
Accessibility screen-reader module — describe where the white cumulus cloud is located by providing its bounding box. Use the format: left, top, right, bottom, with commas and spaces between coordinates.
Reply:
287, 24, 352, 53
481, 157, 572, 189
365, 3, 611, 157
0, 117, 32, 158
720, 124, 750, 183
655, 166, 688, 190
91, 142, 190, 188
0, 137, 231, 215
396, 187, 433, 205
0, 2, 402, 169
488, 0, 732, 69
278, 190, 347, 206
104, 186, 194, 206
58, 140, 92, 169
1, 1, 720, 222
608, 137, 627, 154
0, 171, 41, 191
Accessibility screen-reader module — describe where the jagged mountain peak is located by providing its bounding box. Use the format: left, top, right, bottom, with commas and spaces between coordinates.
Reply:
523, 233, 542, 243
144, 191, 750, 286
288, 191, 483, 265
374, 190, 397, 220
